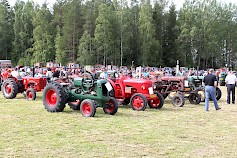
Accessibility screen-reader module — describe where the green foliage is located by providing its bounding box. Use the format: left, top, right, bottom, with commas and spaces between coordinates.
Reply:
0, 0, 235, 69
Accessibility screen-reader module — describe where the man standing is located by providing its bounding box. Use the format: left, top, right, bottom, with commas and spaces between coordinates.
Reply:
225, 71, 237, 104
203, 69, 221, 111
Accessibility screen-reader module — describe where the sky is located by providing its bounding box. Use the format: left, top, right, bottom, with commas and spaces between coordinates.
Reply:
7, 0, 237, 9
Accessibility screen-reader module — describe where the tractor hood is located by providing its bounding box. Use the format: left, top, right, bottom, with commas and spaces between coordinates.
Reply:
123, 78, 153, 87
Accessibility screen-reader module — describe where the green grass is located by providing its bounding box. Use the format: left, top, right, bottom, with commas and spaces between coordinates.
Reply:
1, 86, 237, 158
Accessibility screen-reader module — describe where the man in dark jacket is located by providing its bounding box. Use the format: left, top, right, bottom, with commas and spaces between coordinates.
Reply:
203, 69, 221, 111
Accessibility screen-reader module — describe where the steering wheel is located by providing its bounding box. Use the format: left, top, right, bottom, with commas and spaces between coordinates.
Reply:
81, 72, 94, 92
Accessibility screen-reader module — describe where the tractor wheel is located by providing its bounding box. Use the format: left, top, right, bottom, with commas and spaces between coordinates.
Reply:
43, 83, 66, 112
130, 93, 147, 111
172, 94, 185, 107
25, 88, 36, 101
121, 98, 130, 105
189, 93, 201, 104
80, 99, 96, 117
215, 87, 222, 101
68, 100, 81, 110
1, 79, 18, 99
148, 92, 164, 109
103, 97, 118, 115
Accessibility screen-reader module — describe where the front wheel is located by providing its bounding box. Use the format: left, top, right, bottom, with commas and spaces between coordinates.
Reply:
148, 92, 164, 109
103, 97, 118, 115
130, 93, 147, 111
172, 94, 185, 107
80, 99, 96, 117
25, 88, 36, 101
189, 93, 201, 104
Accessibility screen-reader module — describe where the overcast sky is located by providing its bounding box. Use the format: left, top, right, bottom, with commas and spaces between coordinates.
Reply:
7, 0, 237, 9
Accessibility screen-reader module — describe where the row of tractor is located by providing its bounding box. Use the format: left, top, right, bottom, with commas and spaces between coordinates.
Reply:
0, 72, 222, 117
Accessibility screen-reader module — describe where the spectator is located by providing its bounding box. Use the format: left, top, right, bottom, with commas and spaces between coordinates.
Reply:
203, 69, 221, 111
11, 67, 20, 78
225, 71, 237, 104
46, 68, 53, 81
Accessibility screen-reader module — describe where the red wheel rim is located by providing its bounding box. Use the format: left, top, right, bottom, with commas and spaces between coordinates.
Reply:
81, 102, 92, 115
105, 99, 115, 113
26, 91, 33, 99
132, 96, 144, 109
150, 97, 160, 107
46, 89, 57, 106
5, 83, 12, 94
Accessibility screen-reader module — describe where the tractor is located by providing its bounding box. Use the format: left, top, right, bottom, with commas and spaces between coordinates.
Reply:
187, 76, 222, 102
42, 73, 118, 117
153, 76, 201, 107
1, 76, 47, 100
107, 76, 164, 111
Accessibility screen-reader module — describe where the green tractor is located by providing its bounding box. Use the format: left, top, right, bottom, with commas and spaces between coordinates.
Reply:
187, 76, 222, 102
42, 74, 118, 117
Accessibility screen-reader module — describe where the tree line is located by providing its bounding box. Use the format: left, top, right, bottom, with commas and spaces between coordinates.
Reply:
0, 0, 236, 69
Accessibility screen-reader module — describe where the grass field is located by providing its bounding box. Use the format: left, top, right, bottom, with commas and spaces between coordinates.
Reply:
0, 86, 237, 158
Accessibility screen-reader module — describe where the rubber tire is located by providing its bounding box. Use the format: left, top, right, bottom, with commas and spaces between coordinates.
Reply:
103, 97, 118, 115
80, 99, 96, 117
189, 93, 201, 104
1, 79, 18, 99
130, 93, 147, 111
148, 92, 164, 109
172, 94, 185, 107
25, 88, 36, 101
215, 87, 222, 101
43, 83, 67, 112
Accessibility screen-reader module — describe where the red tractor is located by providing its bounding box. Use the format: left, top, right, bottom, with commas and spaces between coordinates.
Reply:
153, 76, 201, 107
1, 76, 47, 100
107, 76, 164, 111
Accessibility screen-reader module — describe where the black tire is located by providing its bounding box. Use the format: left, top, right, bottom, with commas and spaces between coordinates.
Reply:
148, 92, 164, 109
1, 79, 18, 99
25, 88, 36, 101
130, 93, 147, 111
80, 99, 96, 117
121, 98, 130, 105
172, 94, 185, 107
43, 83, 67, 112
68, 100, 81, 110
189, 93, 201, 104
103, 97, 118, 115
215, 87, 222, 101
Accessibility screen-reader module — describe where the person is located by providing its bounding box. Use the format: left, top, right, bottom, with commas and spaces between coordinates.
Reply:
99, 69, 106, 79
203, 69, 221, 111
225, 71, 237, 104
46, 68, 53, 82
11, 67, 20, 78
2, 68, 10, 80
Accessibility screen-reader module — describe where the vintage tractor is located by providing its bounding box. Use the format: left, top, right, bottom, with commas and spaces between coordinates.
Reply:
153, 76, 201, 107
1, 76, 47, 100
187, 76, 222, 102
107, 76, 164, 111
42, 75, 118, 117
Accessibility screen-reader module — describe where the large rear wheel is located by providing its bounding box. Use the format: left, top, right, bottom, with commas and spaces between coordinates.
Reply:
1, 79, 18, 99
103, 97, 118, 115
43, 83, 66, 112
130, 93, 147, 111
80, 99, 96, 117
